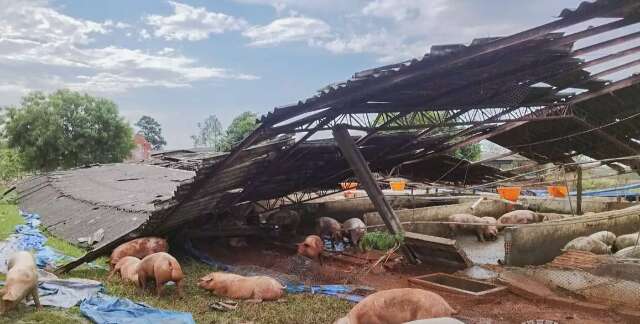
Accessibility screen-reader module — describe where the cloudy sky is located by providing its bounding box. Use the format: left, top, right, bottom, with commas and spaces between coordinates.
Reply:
1, 0, 638, 148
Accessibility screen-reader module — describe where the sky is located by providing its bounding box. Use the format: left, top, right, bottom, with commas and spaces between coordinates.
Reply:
1, 0, 639, 149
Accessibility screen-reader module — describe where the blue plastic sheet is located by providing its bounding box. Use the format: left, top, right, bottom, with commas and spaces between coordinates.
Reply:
286, 284, 366, 303
0, 278, 103, 308
80, 294, 195, 324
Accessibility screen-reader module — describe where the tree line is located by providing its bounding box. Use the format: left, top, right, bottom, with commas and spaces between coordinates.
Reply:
0, 90, 258, 182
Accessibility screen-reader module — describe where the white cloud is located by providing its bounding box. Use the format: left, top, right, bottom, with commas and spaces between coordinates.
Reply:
139, 29, 151, 39
313, 31, 428, 63
145, 1, 247, 41
243, 16, 331, 46
362, 0, 448, 21
0, 0, 257, 95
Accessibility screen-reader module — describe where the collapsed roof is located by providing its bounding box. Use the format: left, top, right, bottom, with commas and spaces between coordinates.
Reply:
16, 0, 640, 269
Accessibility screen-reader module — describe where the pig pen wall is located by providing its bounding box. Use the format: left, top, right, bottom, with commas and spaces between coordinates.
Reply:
364, 199, 512, 237
519, 196, 631, 214
505, 204, 640, 266
294, 195, 478, 233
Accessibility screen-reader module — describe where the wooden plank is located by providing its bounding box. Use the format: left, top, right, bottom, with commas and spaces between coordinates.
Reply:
576, 166, 583, 215
332, 124, 418, 264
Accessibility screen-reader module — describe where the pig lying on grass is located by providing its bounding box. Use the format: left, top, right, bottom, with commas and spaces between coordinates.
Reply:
1, 251, 41, 314
198, 272, 285, 302
333, 288, 456, 324
137, 252, 184, 298
448, 214, 497, 242
108, 256, 141, 285
297, 235, 324, 265
110, 237, 168, 269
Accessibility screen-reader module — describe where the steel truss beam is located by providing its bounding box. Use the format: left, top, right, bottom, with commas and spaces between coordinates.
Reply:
274, 105, 574, 133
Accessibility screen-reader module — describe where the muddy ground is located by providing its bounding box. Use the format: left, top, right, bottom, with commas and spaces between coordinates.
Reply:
199, 237, 631, 324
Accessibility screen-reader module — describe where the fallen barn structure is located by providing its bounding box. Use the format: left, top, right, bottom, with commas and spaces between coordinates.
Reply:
16, 0, 640, 270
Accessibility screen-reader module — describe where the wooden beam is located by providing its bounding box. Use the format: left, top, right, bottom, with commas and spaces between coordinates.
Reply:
332, 124, 418, 264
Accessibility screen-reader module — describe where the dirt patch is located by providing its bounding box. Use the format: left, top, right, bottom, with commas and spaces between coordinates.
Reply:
197, 239, 631, 323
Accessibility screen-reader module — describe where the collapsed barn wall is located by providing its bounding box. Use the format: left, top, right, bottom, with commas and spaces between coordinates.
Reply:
505, 204, 640, 266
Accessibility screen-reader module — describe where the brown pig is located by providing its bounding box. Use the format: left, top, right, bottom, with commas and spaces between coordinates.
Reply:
297, 235, 324, 264
316, 217, 342, 247
448, 214, 495, 242
342, 218, 367, 248
198, 272, 285, 302
137, 252, 184, 298
480, 217, 498, 241
0, 251, 41, 314
333, 288, 456, 324
497, 210, 541, 228
110, 237, 168, 269
108, 256, 141, 285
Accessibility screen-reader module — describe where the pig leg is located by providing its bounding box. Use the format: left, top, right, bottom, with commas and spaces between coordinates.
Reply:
176, 280, 184, 299
31, 289, 42, 310
475, 228, 485, 242
155, 281, 164, 297
137, 273, 147, 295
107, 267, 120, 281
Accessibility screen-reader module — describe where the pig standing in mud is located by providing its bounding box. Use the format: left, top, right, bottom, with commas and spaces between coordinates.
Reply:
198, 272, 285, 302
342, 218, 367, 248
563, 236, 610, 254
110, 237, 168, 269
1, 251, 41, 314
333, 288, 456, 324
497, 210, 541, 227
448, 214, 497, 242
108, 256, 141, 285
297, 235, 324, 264
316, 217, 342, 248
137, 252, 184, 297
260, 209, 301, 236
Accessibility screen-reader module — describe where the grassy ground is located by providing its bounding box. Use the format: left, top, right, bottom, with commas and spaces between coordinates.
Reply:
0, 190, 353, 323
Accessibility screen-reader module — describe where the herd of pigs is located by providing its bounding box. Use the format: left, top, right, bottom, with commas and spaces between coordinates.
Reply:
3, 208, 638, 323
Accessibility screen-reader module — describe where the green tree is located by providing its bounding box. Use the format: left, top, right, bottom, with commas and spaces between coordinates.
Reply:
454, 143, 481, 161
135, 115, 166, 150
219, 111, 259, 151
191, 114, 224, 150
3, 90, 134, 171
374, 111, 482, 161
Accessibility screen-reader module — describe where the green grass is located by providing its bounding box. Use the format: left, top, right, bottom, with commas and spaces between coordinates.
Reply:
360, 231, 404, 251
0, 204, 23, 241
65, 259, 352, 324
0, 195, 354, 323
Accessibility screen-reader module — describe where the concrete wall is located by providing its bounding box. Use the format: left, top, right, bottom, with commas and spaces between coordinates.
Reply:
505, 205, 640, 266
519, 196, 632, 214
364, 199, 512, 237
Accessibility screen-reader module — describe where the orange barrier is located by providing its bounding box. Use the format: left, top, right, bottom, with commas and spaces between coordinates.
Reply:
497, 187, 521, 202
547, 185, 568, 198
390, 181, 406, 191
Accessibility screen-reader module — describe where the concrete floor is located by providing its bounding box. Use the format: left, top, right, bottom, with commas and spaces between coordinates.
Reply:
456, 233, 505, 265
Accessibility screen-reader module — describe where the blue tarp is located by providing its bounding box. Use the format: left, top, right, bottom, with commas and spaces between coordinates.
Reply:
80, 294, 195, 324
571, 182, 640, 199
0, 278, 103, 308
0, 212, 69, 272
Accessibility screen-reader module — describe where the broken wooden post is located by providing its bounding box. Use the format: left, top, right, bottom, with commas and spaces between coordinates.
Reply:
576, 166, 583, 215
332, 125, 418, 264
